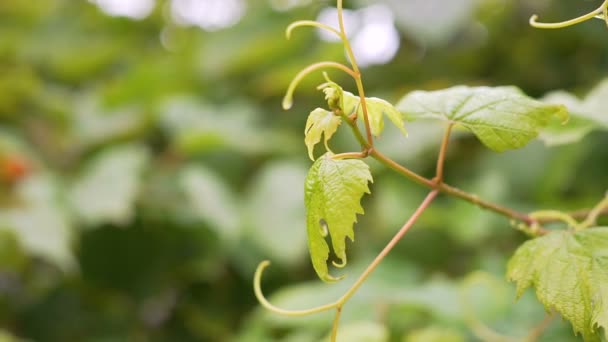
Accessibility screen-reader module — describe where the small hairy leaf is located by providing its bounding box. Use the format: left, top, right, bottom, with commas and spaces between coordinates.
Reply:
396, 86, 568, 152
318, 80, 407, 137
358, 96, 408, 137
507, 228, 608, 341
304, 154, 372, 282
304, 108, 341, 160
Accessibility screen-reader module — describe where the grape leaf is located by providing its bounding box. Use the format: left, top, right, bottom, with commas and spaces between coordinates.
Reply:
304, 108, 341, 161
304, 154, 372, 282
318, 80, 407, 137
396, 86, 568, 152
507, 228, 608, 341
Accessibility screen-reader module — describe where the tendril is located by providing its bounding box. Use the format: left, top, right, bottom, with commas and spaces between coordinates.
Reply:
253, 261, 340, 316
530, 0, 608, 29
529, 210, 578, 230
577, 191, 608, 230
286, 20, 341, 40
282, 61, 356, 110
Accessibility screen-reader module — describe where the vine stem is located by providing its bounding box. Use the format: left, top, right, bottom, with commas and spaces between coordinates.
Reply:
337, 0, 374, 148
369, 148, 534, 225
525, 314, 555, 342
529, 0, 608, 29
578, 193, 608, 229
435, 123, 454, 183
253, 190, 439, 341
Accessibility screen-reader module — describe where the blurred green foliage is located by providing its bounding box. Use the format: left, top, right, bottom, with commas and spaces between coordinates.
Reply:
0, 0, 607, 341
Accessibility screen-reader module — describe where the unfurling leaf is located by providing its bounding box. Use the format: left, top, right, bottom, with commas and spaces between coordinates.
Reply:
396, 86, 568, 152
507, 228, 608, 341
304, 154, 373, 282
317, 80, 407, 137
304, 108, 341, 161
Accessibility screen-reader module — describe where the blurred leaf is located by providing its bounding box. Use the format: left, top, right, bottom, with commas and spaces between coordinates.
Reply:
326, 321, 389, 342
68, 144, 149, 227
459, 271, 511, 326
397, 86, 568, 152
0, 174, 75, 270
71, 95, 147, 147
540, 80, 608, 146
244, 161, 308, 266
403, 325, 465, 342
160, 97, 286, 155
305, 154, 373, 282
507, 228, 608, 341
180, 164, 239, 242
304, 108, 342, 160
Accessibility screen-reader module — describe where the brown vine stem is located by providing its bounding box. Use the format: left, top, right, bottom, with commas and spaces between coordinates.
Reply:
337, 0, 374, 148
435, 123, 454, 183
525, 314, 555, 342
369, 148, 534, 225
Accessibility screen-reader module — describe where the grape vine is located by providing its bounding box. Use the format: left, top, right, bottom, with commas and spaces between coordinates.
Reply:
254, 1, 608, 341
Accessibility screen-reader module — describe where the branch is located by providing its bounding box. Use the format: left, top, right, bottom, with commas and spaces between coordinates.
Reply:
435, 123, 454, 183
337, 0, 374, 148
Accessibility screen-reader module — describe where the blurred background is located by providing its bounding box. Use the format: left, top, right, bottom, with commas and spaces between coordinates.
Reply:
0, 0, 607, 341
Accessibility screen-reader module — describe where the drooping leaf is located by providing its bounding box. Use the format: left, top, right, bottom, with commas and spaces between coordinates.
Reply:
539, 80, 608, 146
304, 154, 372, 282
396, 86, 568, 152
318, 80, 407, 137
304, 108, 341, 160
507, 228, 608, 341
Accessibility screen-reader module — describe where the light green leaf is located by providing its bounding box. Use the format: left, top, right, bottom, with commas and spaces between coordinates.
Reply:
507, 228, 608, 341
318, 80, 406, 137
396, 86, 568, 152
305, 154, 372, 282
540, 81, 608, 146
304, 108, 341, 161
360, 96, 408, 137
69, 144, 149, 226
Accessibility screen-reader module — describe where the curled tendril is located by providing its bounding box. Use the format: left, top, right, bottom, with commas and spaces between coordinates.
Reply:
529, 210, 579, 230
282, 61, 356, 110
530, 0, 608, 29
578, 192, 608, 230
253, 261, 340, 316
286, 20, 341, 40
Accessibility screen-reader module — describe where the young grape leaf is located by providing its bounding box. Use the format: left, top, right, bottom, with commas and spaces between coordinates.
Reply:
304, 108, 341, 161
539, 80, 608, 146
305, 154, 373, 282
507, 228, 608, 341
318, 80, 407, 137
396, 86, 568, 152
